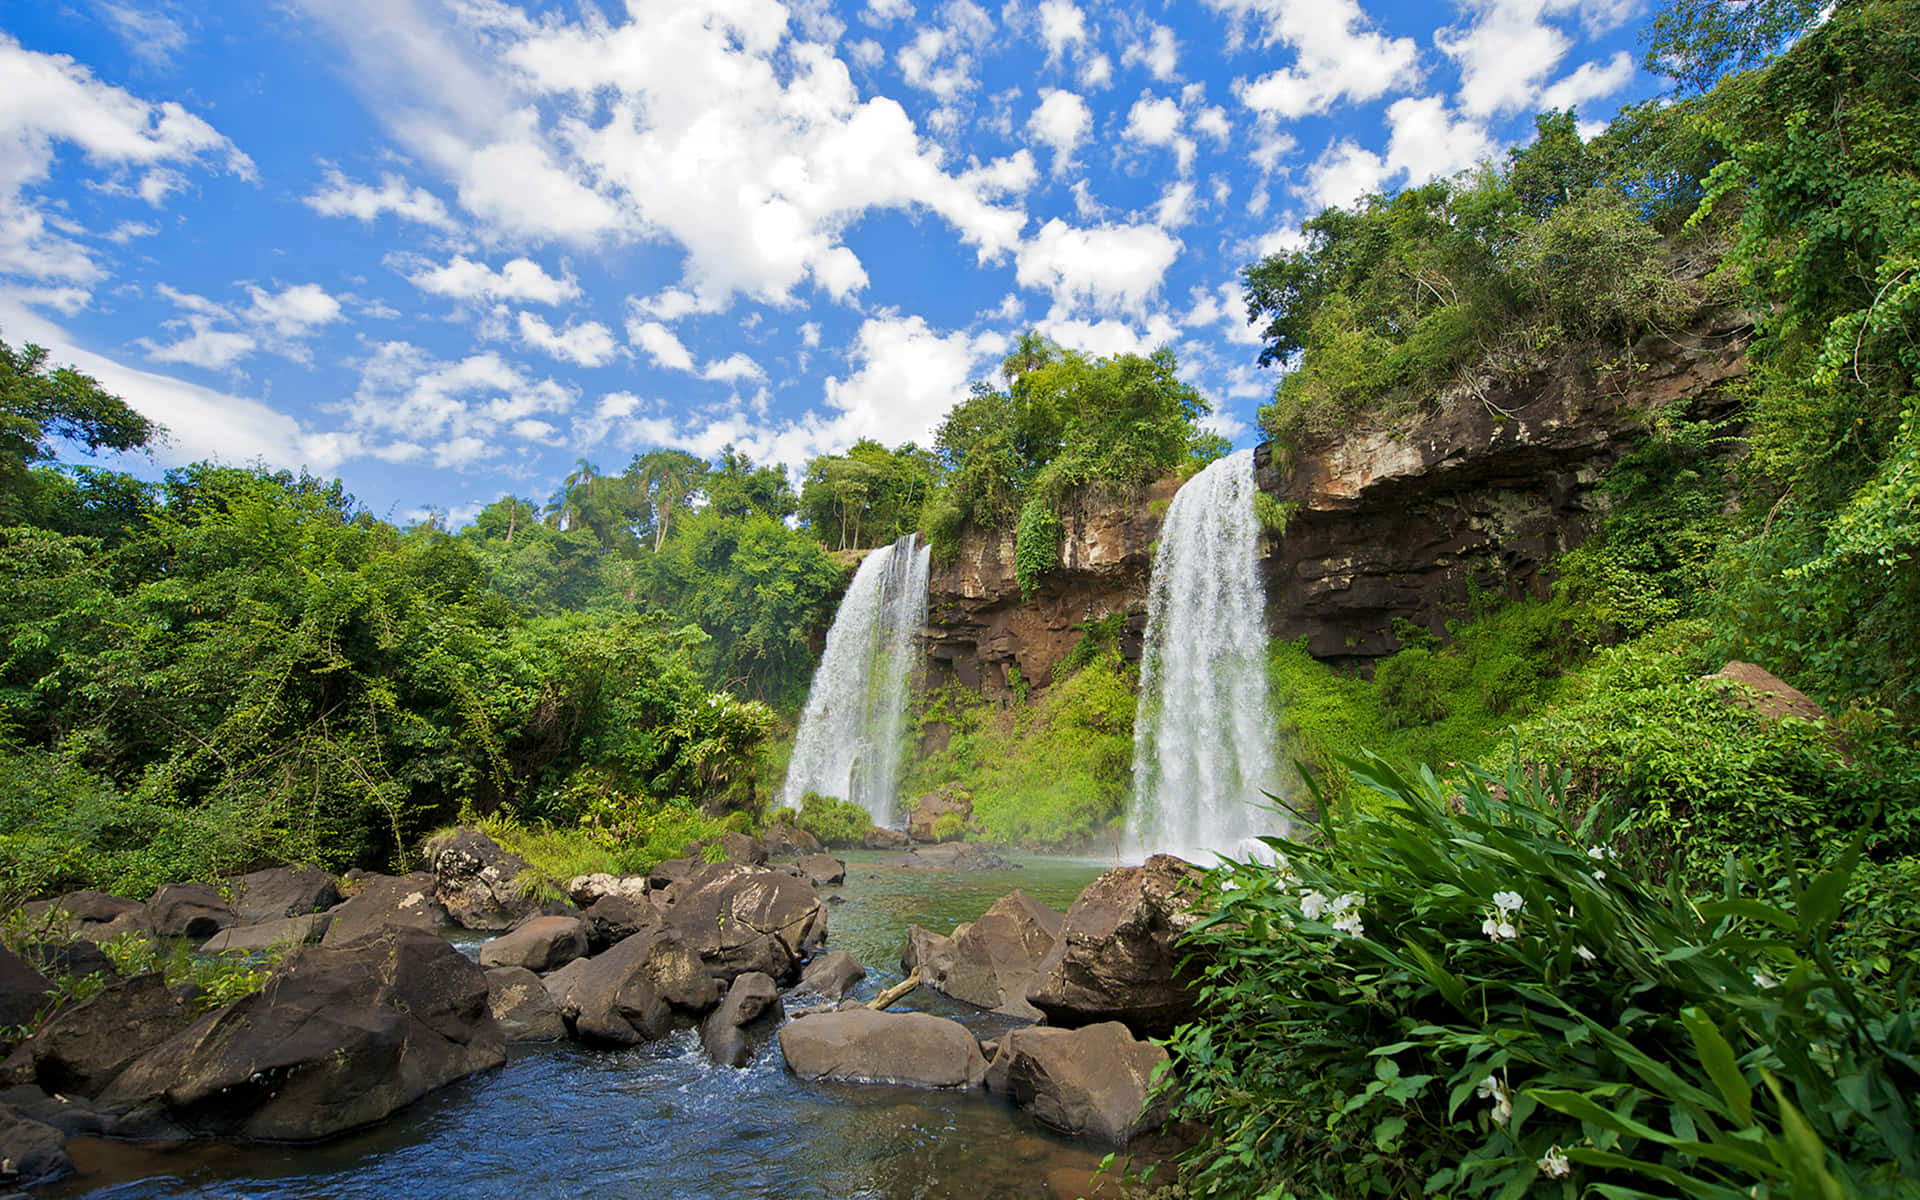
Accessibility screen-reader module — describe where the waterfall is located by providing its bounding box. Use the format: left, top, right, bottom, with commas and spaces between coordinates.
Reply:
779, 533, 931, 826
1126, 449, 1286, 863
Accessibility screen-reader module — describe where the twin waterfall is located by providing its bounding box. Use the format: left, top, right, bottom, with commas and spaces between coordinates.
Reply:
1125, 449, 1285, 862
779, 535, 931, 825
781, 452, 1285, 861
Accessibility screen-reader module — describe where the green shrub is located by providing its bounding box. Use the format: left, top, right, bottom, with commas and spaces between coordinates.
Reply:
1167, 753, 1920, 1199
796, 791, 874, 847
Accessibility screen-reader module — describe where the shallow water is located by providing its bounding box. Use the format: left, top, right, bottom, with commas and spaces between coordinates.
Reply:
45, 852, 1124, 1200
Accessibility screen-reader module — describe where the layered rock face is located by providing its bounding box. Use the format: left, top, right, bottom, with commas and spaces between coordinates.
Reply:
924, 479, 1178, 701
1256, 310, 1751, 660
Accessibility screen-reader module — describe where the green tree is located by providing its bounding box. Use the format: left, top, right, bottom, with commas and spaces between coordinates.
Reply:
1, 339, 159, 516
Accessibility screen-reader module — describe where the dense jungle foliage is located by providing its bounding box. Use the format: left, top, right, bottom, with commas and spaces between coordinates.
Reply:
1167, 0, 1920, 1195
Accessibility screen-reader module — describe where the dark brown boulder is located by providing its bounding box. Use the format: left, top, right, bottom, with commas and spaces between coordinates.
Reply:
984, 1022, 1172, 1144
563, 928, 717, 1046
778, 1008, 987, 1088
647, 857, 698, 894
225, 867, 341, 923
791, 949, 866, 1002
763, 818, 823, 856
16, 972, 196, 1098
933, 890, 1061, 1018
143, 882, 235, 939
700, 971, 782, 1067
797, 854, 845, 887
662, 862, 827, 985
863, 827, 911, 851
907, 783, 972, 842
99, 927, 504, 1141
580, 894, 659, 953
476, 916, 589, 973
1024, 855, 1205, 1037
19, 939, 118, 985
199, 911, 333, 953
424, 828, 546, 931
0, 947, 53, 1029
484, 966, 567, 1043
0, 1105, 70, 1188
23, 890, 141, 931
320, 873, 448, 945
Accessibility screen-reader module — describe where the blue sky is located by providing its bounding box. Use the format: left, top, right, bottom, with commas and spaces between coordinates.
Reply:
1, 0, 1655, 525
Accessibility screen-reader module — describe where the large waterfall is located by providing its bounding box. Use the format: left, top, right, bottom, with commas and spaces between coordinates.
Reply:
779, 534, 931, 825
1126, 449, 1286, 863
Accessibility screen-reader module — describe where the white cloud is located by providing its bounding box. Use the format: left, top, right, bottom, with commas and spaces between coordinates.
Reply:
245, 282, 344, 338
143, 322, 257, 370
0, 34, 250, 295
1537, 50, 1636, 115
304, 168, 455, 229
138, 280, 343, 368
897, 1, 994, 100
1036, 0, 1088, 63
1183, 281, 1265, 347
1078, 52, 1113, 89
629, 318, 697, 372
403, 254, 579, 305
1027, 89, 1091, 174
343, 341, 576, 466
1016, 218, 1183, 316
1040, 313, 1180, 358
1154, 181, 1197, 228
1122, 24, 1179, 81
702, 352, 767, 384
1301, 95, 1497, 211
1209, 0, 1421, 119
517, 311, 618, 367
1124, 93, 1196, 174
1303, 140, 1391, 212
862, 0, 915, 23
813, 314, 1007, 452
799, 321, 822, 347
1193, 105, 1232, 145
1438, 1, 1636, 119
98, 4, 189, 68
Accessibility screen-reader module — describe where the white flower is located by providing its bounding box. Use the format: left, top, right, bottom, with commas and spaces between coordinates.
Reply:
1753, 970, 1779, 989
1330, 891, 1364, 914
1587, 846, 1607, 860
1476, 1075, 1512, 1125
1331, 911, 1365, 937
1493, 890, 1524, 914
1593, 869, 1607, 882
1482, 915, 1518, 941
1574, 945, 1597, 963
1299, 890, 1330, 920
1539, 1146, 1571, 1178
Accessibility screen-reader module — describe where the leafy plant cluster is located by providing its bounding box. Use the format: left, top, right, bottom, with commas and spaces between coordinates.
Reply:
1168, 755, 1920, 1199
794, 791, 875, 848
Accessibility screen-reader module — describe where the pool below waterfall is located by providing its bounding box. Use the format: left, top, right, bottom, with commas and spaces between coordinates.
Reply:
44, 853, 1128, 1200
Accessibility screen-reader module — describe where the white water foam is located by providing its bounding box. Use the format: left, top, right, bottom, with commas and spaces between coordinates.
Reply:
779, 534, 930, 826
1125, 449, 1289, 863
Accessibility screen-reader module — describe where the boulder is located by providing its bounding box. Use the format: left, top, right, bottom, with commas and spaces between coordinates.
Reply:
1025, 855, 1205, 1037
700, 971, 782, 1067
720, 832, 769, 865
0, 1083, 113, 1138
661, 862, 827, 984
0, 947, 53, 1029
562, 928, 717, 1046
224, 867, 341, 924
19, 939, 118, 985
647, 857, 698, 893
15, 971, 196, 1098
99, 927, 505, 1141
763, 819, 823, 856
424, 828, 545, 931
1705, 661, 1829, 724
790, 950, 866, 1002
320, 873, 448, 945
863, 827, 911, 851
484, 966, 567, 1042
901, 925, 956, 980
476, 916, 590, 973
930, 890, 1061, 1018
539, 956, 594, 1011
898, 842, 1018, 871
580, 894, 659, 953
0, 1105, 70, 1188
984, 1022, 1172, 1144
797, 854, 846, 888
565, 873, 649, 907
778, 1008, 987, 1089
907, 784, 972, 842
23, 889, 142, 931
143, 882, 235, 939
198, 911, 333, 953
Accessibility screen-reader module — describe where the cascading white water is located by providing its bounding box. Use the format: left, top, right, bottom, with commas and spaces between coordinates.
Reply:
779, 534, 931, 826
1125, 448, 1287, 863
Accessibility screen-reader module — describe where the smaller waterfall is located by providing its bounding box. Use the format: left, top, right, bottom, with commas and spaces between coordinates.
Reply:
779, 534, 931, 825
1126, 449, 1286, 863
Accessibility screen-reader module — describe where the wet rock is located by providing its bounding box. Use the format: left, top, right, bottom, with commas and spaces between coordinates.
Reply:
477, 916, 590, 973
99, 927, 505, 1142
424, 828, 546, 931
198, 911, 333, 953
778, 1008, 987, 1089
320, 873, 448, 945
484, 966, 567, 1043
907, 784, 972, 842
15, 972, 196, 1098
863, 827, 911, 851
932, 890, 1061, 1019
0, 948, 52, 1030
797, 854, 845, 888
224, 867, 341, 924
700, 972, 782, 1067
984, 1022, 1172, 1144
898, 843, 1018, 871
763, 818, 823, 856
580, 894, 660, 953
1025, 855, 1205, 1037
790, 950, 866, 1003
0, 1105, 70, 1188
565, 873, 648, 907
142, 883, 235, 940
0, 1084, 112, 1138
661, 862, 827, 985
563, 928, 717, 1046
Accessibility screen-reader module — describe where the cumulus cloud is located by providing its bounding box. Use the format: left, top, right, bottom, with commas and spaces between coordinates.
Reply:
304, 167, 455, 228
897, 0, 994, 100
629, 318, 697, 373
516, 311, 618, 367
1121, 24, 1180, 81
1027, 89, 1092, 175
1439, 1, 1638, 118
341, 340, 576, 469
1124, 93, 1196, 174
1301, 95, 1497, 211
402, 254, 579, 305
1036, 0, 1089, 63
1207, 0, 1421, 119
97, 4, 190, 68
138, 280, 343, 368
1015, 219, 1183, 316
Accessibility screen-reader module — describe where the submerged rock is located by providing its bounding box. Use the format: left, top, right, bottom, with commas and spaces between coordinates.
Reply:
1024, 855, 1204, 1037
897, 843, 1018, 871
778, 1008, 987, 1089
700, 971, 782, 1067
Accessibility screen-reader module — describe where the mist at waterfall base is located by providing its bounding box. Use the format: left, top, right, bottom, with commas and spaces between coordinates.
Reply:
1125, 449, 1290, 865
779, 535, 931, 825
